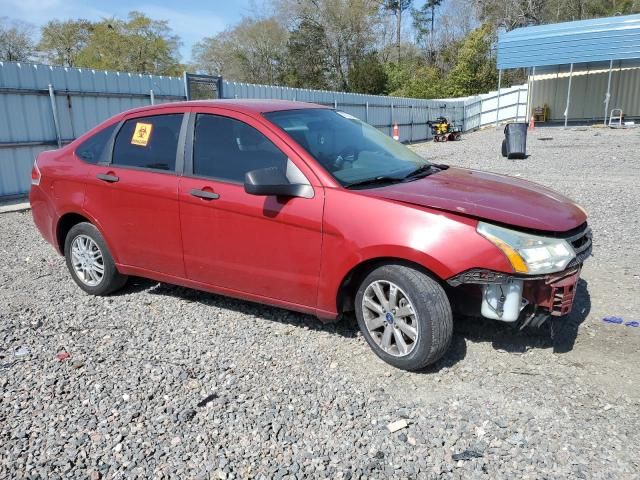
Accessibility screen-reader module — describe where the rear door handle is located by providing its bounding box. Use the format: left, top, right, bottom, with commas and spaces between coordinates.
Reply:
97, 173, 119, 183
190, 188, 220, 200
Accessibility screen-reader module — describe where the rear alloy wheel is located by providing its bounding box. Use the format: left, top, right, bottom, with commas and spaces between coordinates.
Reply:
70, 234, 104, 287
64, 222, 128, 296
355, 265, 453, 371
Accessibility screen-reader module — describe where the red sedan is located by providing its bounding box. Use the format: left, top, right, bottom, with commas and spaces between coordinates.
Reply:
30, 100, 591, 370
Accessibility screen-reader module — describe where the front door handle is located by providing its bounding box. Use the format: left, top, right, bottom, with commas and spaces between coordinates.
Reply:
190, 188, 220, 200
97, 173, 119, 183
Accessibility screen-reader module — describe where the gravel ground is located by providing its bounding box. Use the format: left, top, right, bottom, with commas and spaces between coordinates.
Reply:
1, 125, 639, 479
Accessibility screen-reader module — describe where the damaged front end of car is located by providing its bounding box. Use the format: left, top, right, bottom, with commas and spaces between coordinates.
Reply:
447, 222, 592, 328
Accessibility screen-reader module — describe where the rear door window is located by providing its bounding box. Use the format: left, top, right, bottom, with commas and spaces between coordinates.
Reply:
76, 123, 117, 164
112, 114, 183, 171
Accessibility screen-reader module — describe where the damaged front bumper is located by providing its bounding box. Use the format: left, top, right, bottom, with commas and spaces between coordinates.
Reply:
447, 266, 583, 325
447, 223, 592, 326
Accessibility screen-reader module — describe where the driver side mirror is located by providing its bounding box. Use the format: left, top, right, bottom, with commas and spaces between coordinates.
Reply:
244, 166, 313, 198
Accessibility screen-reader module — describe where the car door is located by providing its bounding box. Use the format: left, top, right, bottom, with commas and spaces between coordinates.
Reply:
178, 109, 324, 308
83, 109, 188, 277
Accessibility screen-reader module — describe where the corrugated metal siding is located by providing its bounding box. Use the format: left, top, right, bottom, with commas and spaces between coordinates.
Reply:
498, 14, 640, 69
0, 61, 185, 197
1, 62, 471, 197
530, 64, 640, 121
222, 81, 467, 142
462, 84, 528, 130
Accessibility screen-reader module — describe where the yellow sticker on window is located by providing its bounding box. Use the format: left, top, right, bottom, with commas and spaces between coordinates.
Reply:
131, 122, 153, 147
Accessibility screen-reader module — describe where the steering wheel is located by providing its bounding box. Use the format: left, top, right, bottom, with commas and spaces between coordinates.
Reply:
334, 146, 358, 170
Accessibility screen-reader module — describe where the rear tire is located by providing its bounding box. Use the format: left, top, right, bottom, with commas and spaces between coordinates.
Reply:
64, 222, 128, 296
355, 265, 453, 371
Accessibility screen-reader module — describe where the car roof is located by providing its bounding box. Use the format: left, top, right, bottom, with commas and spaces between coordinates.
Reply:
123, 99, 330, 117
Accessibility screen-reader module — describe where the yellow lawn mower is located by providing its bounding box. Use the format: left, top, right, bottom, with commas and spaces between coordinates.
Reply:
428, 117, 462, 142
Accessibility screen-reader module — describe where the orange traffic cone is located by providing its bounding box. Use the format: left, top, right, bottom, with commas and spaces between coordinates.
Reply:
393, 123, 399, 141
529, 115, 535, 130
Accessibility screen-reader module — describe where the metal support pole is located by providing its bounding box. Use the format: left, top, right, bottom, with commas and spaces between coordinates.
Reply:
334, 99, 337, 109
564, 63, 574, 129
182, 71, 189, 100
410, 105, 414, 142
150, 89, 155, 105
526, 66, 536, 124
604, 59, 613, 126
516, 88, 522, 122
48, 84, 62, 148
462, 103, 466, 132
365, 102, 369, 123
390, 103, 394, 135
495, 69, 502, 128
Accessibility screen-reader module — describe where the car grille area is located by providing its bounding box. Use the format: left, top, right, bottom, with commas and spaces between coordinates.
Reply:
564, 223, 592, 267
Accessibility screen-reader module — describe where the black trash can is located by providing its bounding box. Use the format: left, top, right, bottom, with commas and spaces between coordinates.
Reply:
502, 122, 527, 159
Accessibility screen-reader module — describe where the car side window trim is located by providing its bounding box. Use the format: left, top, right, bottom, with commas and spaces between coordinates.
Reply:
104, 112, 187, 175
175, 112, 190, 176
184, 111, 196, 176
94, 120, 124, 166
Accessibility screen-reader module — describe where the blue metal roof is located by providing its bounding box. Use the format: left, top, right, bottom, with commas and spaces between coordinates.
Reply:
497, 14, 640, 69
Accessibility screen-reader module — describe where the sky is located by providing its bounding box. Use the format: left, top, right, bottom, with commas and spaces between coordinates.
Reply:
0, 0, 256, 61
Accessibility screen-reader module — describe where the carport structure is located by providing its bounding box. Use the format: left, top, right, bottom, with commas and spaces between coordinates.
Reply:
496, 14, 640, 127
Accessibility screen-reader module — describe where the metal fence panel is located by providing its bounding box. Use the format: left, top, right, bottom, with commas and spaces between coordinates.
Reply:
0, 61, 185, 197
1, 62, 526, 198
222, 81, 467, 143
463, 84, 529, 130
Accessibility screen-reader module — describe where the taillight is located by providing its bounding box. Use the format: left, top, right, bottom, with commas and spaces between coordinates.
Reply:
31, 158, 41, 186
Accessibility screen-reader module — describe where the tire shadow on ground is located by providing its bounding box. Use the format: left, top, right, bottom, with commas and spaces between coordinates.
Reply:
116, 277, 590, 368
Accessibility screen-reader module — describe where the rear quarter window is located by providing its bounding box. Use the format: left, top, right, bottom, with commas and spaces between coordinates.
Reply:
75, 123, 118, 164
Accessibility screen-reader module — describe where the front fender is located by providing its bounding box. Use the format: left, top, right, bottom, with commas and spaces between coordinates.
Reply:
316, 188, 512, 316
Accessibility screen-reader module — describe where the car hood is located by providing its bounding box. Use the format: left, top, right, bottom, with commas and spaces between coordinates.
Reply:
361, 167, 586, 232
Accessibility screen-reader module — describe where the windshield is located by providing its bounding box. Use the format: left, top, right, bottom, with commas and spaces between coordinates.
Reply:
263, 109, 430, 188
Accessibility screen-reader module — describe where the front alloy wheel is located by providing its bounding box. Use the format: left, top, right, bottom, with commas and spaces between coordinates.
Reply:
361, 280, 419, 357
355, 264, 453, 371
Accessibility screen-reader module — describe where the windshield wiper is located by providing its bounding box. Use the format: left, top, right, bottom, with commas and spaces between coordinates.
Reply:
402, 163, 449, 181
344, 175, 404, 189
345, 164, 449, 189
402, 164, 437, 180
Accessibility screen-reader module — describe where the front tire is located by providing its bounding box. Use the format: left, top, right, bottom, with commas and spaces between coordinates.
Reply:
355, 265, 453, 371
64, 222, 128, 296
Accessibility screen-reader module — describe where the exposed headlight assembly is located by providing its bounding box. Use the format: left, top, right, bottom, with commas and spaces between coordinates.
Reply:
477, 222, 575, 275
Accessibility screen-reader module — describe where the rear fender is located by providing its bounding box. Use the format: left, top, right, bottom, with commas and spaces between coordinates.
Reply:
54, 208, 121, 264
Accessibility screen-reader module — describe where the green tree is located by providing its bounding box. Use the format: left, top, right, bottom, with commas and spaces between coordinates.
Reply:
192, 17, 288, 84
281, 19, 330, 89
0, 17, 35, 62
382, 0, 413, 63
349, 52, 388, 93
544, 0, 640, 22
445, 23, 497, 97
411, 0, 443, 59
275, 0, 382, 90
38, 19, 92, 67
386, 60, 446, 98
76, 12, 182, 75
